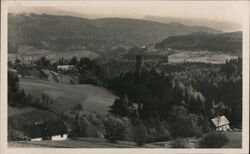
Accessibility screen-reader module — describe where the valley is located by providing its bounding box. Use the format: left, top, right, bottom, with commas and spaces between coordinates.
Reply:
7, 12, 243, 149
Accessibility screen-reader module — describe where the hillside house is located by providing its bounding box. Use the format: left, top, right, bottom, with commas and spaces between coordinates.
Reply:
57, 65, 75, 72
211, 115, 231, 131
24, 121, 68, 141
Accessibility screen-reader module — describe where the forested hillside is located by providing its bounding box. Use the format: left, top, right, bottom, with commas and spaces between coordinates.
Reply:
8, 13, 221, 53
155, 31, 242, 53
107, 59, 242, 131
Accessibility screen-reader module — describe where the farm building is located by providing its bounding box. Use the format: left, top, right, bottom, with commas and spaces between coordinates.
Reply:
57, 65, 75, 72
211, 115, 231, 131
24, 120, 68, 141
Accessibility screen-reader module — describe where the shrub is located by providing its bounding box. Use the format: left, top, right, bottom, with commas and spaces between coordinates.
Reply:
171, 139, 192, 148
199, 132, 229, 148
134, 124, 148, 146
103, 115, 128, 143
83, 113, 106, 138
195, 127, 203, 138
155, 120, 171, 141
8, 123, 30, 141
169, 106, 200, 137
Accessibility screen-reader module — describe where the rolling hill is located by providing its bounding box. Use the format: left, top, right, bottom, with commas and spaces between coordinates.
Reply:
8, 13, 222, 54
143, 16, 241, 32
19, 78, 117, 114
155, 31, 242, 53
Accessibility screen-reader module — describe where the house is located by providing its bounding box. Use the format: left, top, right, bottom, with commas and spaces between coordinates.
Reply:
24, 120, 68, 141
211, 116, 231, 131
57, 65, 75, 72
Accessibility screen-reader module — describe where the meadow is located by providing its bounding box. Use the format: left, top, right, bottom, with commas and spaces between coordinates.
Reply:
168, 50, 238, 64
19, 78, 117, 114
8, 47, 100, 62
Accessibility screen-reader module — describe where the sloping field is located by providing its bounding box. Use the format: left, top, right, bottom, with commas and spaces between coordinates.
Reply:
19, 78, 117, 114
8, 106, 38, 117
168, 51, 238, 64
8, 138, 140, 148
222, 132, 242, 148
9, 110, 59, 130
8, 132, 242, 148
8, 48, 100, 62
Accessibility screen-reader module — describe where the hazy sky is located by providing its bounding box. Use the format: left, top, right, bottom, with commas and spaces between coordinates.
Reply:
8, 1, 249, 24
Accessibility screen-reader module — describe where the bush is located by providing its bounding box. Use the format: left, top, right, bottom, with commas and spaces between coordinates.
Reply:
82, 113, 106, 138
169, 106, 200, 137
134, 124, 148, 146
199, 132, 229, 148
103, 115, 128, 143
171, 139, 192, 148
8, 122, 30, 141
133, 119, 171, 145
195, 127, 203, 138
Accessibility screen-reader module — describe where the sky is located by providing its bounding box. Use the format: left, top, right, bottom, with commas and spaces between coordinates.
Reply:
8, 1, 249, 24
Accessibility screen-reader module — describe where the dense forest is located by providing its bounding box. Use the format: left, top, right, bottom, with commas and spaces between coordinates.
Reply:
107, 58, 242, 132
155, 31, 242, 53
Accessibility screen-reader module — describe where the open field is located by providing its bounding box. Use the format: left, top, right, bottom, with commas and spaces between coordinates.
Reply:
8, 138, 140, 148
168, 51, 238, 64
19, 78, 117, 114
8, 131, 242, 148
222, 131, 242, 148
8, 48, 100, 62
8, 106, 38, 117
9, 109, 58, 129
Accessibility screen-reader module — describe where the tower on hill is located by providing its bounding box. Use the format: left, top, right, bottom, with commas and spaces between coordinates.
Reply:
136, 54, 144, 74
135, 46, 147, 75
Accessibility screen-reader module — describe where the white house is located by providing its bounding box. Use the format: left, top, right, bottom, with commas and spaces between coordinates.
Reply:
25, 120, 68, 141
57, 65, 75, 72
211, 115, 231, 131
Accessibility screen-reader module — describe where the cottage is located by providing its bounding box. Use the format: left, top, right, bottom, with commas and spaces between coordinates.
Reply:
24, 120, 68, 141
57, 65, 75, 72
211, 116, 231, 131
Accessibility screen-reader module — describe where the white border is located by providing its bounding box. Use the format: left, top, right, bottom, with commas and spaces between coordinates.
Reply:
1, 1, 249, 154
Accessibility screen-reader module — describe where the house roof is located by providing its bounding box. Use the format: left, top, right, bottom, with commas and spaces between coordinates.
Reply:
211, 116, 230, 127
24, 123, 44, 138
24, 120, 67, 139
44, 121, 67, 136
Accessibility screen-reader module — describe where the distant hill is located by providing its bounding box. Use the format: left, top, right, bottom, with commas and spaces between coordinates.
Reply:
91, 18, 221, 46
8, 13, 222, 53
143, 16, 241, 32
155, 31, 242, 53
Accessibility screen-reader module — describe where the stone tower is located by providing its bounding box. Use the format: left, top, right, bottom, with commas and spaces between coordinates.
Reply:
136, 54, 144, 75
135, 46, 146, 75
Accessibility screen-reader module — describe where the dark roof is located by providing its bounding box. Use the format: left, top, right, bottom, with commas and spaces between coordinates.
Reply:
24, 123, 44, 138
24, 120, 67, 139
44, 121, 67, 136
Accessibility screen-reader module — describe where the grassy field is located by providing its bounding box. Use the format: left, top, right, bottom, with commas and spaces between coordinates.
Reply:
8, 106, 38, 117
222, 131, 242, 148
8, 49, 100, 62
168, 51, 238, 64
8, 138, 139, 148
19, 78, 117, 114
8, 131, 242, 148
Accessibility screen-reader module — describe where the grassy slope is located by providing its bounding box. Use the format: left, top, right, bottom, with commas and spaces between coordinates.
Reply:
19, 78, 117, 114
8, 49, 100, 62
222, 132, 242, 148
8, 106, 38, 117
8, 138, 139, 148
9, 132, 242, 148
168, 50, 238, 64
